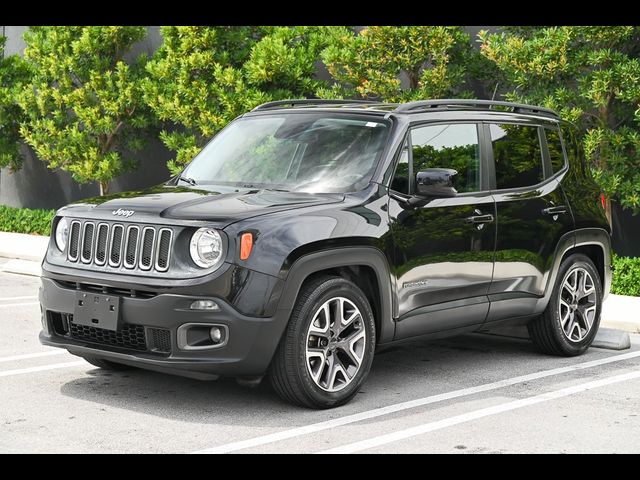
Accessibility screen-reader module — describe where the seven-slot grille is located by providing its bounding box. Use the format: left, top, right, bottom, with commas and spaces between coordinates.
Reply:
67, 220, 172, 272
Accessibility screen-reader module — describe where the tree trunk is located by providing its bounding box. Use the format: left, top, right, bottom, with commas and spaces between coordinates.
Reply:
605, 196, 613, 229
99, 180, 109, 196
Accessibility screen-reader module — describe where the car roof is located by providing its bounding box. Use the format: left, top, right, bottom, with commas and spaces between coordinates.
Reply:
249, 99, 560, 121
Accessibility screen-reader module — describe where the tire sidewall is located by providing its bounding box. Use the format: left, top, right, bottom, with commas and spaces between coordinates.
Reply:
290, 278, 376, 407
547, 254, 603, 355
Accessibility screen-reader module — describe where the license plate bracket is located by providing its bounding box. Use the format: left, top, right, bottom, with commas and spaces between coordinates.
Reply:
74, 292, 121, 331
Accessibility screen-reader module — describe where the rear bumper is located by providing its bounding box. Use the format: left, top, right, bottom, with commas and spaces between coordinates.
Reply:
39, 276, 292, 379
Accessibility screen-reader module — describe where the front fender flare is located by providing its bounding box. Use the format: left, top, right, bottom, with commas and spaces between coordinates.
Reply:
274, 247, 395, 344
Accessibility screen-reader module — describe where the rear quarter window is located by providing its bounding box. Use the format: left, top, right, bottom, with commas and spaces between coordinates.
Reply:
545, 127, 567, 174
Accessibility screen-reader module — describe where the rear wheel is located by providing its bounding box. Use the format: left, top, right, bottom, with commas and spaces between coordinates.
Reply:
81, 355, 134, 371
269, 276, 376, 409
528, 254, 602, 356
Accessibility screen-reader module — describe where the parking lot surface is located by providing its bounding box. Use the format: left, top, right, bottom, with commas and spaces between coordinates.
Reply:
1, 267, 638, 454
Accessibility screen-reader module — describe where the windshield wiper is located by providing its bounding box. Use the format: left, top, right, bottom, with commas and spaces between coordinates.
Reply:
178, 175, 198, 186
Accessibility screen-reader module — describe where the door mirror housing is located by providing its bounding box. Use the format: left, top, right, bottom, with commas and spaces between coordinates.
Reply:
415, 168, 458, 198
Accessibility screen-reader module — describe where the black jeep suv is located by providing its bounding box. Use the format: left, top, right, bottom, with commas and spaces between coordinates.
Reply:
39, 99, 612, 408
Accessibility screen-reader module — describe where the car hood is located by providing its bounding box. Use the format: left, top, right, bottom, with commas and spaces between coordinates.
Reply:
58, 185, 345, 227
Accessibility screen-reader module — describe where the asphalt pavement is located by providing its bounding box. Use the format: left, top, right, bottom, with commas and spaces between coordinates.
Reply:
0, 264, 638, 454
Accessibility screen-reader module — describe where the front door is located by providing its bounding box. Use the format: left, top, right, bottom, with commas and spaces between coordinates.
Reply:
388, 123, 496, 339
487, 122, 575, 321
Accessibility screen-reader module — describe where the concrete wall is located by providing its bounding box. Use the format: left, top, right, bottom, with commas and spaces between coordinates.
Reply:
0, 26, 171, 210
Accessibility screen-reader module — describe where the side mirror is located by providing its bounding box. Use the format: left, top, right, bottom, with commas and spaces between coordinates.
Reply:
415, 168, 458, 198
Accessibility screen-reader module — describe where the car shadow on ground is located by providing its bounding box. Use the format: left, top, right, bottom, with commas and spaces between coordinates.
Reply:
58, 333, 558, 427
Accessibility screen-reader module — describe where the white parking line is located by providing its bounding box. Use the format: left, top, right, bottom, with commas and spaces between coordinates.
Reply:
319, 370, 640, 454
0, 296, 38, 302
0, 302, 40, 308
0, 361, 85, 378
0, 350, 68, 363
194, 350, 640, 454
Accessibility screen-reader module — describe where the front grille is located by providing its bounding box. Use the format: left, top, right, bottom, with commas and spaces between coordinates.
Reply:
81, 223, 95, 263
67, 221, 173, 273
95, 224, 109, 265
109, 225, 124, 266
155, 229, 172, 272
139, 228, 155, 270
68, 221, 81, 261
124, 226, 140, 269
69, 320, 147, 351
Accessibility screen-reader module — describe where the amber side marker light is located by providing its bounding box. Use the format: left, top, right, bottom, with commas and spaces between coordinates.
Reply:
240, 233, 253, 260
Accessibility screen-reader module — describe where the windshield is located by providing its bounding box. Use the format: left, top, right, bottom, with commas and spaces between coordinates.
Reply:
181, 113, 391, 193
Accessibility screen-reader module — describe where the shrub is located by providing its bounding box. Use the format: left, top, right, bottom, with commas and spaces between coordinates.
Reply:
0, 205, 55, 236
18, 26, 156, 196
611, 254, 640, 297
0, 36, 31, 172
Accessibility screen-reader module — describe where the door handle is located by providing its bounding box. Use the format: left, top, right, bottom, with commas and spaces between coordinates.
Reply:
542, 206, 567, 216
465, 214, 494, 224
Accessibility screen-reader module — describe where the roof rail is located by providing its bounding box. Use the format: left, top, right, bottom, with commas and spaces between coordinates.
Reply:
252, 99, 379, 111
394, 99, 559, 118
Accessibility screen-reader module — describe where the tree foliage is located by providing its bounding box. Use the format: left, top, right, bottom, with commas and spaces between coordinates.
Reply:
143, 26, 348, 175
479, 26, 640, 217
320, 26, 478, 102
17, 26, 155, 195
0, 36, 31, 172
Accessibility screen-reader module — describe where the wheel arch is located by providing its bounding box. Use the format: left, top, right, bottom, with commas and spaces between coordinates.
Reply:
275, 247, 395, 344
538, 228, 612, 313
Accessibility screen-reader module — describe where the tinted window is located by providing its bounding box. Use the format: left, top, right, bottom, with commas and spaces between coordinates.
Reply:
391, 123, 480, 194
390, 139, 411, 194
545, 128, 566, 173
491, 124, 543, 189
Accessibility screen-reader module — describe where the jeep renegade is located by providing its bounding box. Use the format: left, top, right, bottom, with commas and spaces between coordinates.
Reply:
39, 99, 612, 408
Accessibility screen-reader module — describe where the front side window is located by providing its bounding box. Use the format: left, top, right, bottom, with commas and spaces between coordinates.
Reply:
182, 114, 391, 193
490, 123, 544, 190
391, 123, 481, 194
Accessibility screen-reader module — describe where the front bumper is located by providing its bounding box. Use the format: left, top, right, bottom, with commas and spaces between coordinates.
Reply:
39, 277, 291, 379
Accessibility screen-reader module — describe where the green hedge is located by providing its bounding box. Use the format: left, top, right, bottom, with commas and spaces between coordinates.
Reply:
0, 205, 55, 236
611, 254, 640, 297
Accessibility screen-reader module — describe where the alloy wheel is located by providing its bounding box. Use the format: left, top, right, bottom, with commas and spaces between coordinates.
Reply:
305, 297, 367, 392
558, 267, 598, 343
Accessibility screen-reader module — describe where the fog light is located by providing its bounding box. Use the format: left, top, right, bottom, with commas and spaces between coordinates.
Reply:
190, 300, 219, 311
210, 327, 223, 344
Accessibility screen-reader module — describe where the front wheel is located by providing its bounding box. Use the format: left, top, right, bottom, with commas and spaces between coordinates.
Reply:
269, 276, 376, 409
528, 254, 603, 356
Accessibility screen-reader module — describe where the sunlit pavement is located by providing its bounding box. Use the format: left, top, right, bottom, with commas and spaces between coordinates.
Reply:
0, 268, 638, 454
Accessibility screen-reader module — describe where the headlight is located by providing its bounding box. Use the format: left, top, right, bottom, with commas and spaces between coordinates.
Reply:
55, 217, 69, 252
190, 228, 224, 269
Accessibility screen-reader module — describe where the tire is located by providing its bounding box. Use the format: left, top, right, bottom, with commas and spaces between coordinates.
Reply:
528, 254, 603, 356
269, 275, 376, 409
81, 355, 134, 371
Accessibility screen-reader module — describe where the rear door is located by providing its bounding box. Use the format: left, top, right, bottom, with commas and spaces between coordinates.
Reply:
487, 121, 574, 321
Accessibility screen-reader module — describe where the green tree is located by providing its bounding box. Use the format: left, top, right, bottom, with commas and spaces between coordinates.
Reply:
0, 36, 31, 172
144, 26, 347, 175
18, 26, 155, 195
320, 26, 479, 102
479, 26, 640, 224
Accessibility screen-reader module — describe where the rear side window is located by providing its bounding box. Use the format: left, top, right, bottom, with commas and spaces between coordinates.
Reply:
545, 128, 566, 173
490, 123, 544, 190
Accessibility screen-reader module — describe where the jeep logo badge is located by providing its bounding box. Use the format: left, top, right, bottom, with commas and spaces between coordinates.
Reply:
112, 208, 135, 218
